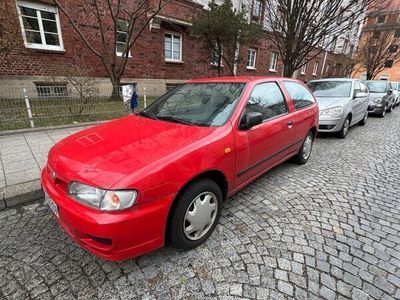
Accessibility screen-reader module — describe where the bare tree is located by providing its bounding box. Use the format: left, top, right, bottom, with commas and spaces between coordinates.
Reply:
353, 30, 400, 80
51, 65, 96, 119
53, 0, 170, 99
262, 0, 388, 77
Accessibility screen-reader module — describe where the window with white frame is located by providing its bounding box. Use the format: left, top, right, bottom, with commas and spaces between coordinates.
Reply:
116, 19, 131, 57
312, 61, 319, 76
247, 48, 257, 69
300, 62, 307, 75
17, 1, 63, 51
211, 42, 223, 66
165, 33, 182, 62
252, 0, 263, 20
269, 52, 278, 72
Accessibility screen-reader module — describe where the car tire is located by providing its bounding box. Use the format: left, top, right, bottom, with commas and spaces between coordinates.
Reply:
380, 105, 387, 118
293, 131, 314, 165
358, 112, 368, 126
167, 178, 222, 250
337, 115, 351, 139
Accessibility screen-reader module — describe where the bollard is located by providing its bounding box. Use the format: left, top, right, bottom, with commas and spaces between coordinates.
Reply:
144, 87, 147, 108
22, 88, 34, 128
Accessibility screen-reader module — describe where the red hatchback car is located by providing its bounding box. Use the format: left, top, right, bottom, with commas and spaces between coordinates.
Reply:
41, 76, 318, 261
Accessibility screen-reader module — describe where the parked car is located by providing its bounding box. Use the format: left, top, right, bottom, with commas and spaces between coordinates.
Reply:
307, 78, 370, 138
390, 81, 400, 106
41, 76, 319, 261
364, 80, 396, 117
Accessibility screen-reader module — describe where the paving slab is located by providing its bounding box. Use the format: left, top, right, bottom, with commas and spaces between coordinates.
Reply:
0, 125, 88, 210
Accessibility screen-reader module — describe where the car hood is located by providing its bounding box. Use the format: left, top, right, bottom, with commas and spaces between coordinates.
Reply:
369, 92, 387, 98
48, 115, 216, 189
315, 97, 349, 110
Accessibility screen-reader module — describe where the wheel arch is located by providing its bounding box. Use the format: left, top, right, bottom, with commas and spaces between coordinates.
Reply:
164, 169, 229, 243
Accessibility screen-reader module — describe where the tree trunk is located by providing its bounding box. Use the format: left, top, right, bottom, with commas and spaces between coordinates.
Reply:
110, 77, 122, 101
366, 72, 373, 80
283, 63, 294, 77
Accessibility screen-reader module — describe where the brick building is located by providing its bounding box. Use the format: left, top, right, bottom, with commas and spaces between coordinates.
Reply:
0, 0, 354, 98
352, 0, 400, 81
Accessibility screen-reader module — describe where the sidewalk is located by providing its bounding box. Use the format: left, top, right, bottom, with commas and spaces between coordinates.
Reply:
0, 126, 88, 210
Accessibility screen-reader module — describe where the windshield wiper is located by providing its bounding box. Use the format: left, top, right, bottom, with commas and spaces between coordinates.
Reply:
138, 111, 158, 120
157, 116, 195, 125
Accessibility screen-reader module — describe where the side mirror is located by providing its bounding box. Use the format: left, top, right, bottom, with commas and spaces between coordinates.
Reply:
354, 92, 368, 98
240, 112, 263, 130
388, 89, 393, 95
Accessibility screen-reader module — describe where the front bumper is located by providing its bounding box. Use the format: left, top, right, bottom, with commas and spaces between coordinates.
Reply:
368, 104, 385, 114
318, 116, 344, 133
41, 167, 173, 261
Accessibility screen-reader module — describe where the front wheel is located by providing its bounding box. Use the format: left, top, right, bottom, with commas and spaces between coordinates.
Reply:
167, 179, 222, 250
337, 116, 351, 139
293, 131, 314, 165
380, 105, 387, 118
358, 112, 368, 126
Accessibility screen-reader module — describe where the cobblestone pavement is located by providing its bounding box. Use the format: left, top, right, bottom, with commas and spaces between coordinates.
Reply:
1, 110, 400, 300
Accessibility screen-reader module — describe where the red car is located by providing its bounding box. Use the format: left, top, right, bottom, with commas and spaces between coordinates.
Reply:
41, 76, 318, 261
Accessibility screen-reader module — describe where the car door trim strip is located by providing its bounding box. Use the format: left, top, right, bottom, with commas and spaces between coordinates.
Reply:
237, 139, 303, 178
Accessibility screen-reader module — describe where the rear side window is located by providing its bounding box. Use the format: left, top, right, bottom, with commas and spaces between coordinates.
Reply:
354, 81, 362, 95
284, 81, 316, 109
245, 82, 288, 121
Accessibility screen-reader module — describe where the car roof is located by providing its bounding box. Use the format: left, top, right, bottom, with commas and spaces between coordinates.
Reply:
308, 78, 355, 82
186, 76, 301, 84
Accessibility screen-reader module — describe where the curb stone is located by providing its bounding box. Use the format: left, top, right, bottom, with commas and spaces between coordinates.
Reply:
0, 180, 43, 210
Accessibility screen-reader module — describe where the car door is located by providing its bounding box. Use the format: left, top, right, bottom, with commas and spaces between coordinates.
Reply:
359, 81, 370, 114
352, 81, 365, 123
234, 81, 295, 188
281, 81, 317, 143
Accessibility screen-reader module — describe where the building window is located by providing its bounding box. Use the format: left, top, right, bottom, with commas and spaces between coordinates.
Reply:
211, 42, 223, 67
251, 0, 263, 22
376, 15, 386, 24
395, 30, 400, 38
269, 52, 278, 72
35, 83, 68, 98
300, 62, 307, 75
17, 1, 63, 51
342, 39, 349, 54
165, 33, 182, 62
360, 73, 367, 80
330, 36, 337, 51
312, 61, 319, 76
116, 19, 131, 57
385, 60, 394, 68
247, 48, 257, 69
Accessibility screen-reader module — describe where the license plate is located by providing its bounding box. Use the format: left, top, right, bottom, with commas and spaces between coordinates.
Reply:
44, 191, 59, 218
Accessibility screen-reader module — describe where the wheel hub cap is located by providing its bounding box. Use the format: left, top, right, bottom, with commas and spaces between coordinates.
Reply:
302, 135, 313, 160
183, 192, 218, 241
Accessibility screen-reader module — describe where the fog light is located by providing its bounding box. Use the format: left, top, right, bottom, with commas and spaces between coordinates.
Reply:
376, 104, 382, 107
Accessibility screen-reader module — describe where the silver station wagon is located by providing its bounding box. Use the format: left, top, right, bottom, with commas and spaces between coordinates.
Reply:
307, 78, 370, 138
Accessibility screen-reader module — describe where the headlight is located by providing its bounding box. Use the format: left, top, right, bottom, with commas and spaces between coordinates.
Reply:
68, 181, 137, 211
320, 106, 343, 117
374, 98, 382, 103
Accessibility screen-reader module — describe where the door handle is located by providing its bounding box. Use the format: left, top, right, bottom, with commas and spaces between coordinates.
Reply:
287, 121, 294, 128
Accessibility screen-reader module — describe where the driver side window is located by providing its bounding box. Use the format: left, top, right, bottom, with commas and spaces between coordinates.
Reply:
245, 82, 288, 121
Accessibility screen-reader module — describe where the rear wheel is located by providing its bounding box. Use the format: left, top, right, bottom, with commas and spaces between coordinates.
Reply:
293, 131, 314, 165
167, 179, 222, 249
337, 116, 351, 139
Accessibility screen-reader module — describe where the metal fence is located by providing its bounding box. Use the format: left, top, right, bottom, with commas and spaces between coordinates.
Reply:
0, 85, 156, 132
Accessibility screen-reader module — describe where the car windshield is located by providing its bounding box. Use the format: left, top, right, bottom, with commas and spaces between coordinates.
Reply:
365, 81, 387, 93
139, 83, 245, 126
307, 81, 352, 98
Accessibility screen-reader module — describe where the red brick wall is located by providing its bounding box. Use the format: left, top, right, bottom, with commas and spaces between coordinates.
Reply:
0, 0, 348, 81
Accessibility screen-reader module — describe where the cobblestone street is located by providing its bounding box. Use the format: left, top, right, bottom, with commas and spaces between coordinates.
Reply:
0, 109, 399, 300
